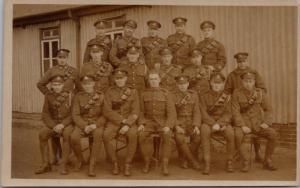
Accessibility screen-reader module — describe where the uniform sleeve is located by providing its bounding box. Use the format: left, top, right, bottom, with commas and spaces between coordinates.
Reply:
61, 115, 72, 127
216, 99, 232, 127
109, 40, 121, 68
126, 90, 140, 126
189, 36, 196, 50
72, 94, 88, 129
165, 92, 177, 128
138, 92, 146, 125
73, 69, 82, 93
255, 71, 267, 92
83, 44, 90, 63
224, 73, 234, 94
215, 42, 226, 71
103, 90, 124, 126
192, 94, 201, 128
261, 92, 273, 125
95, 114, 106, 128
37, 70, 52, 95
42, 96, 57, 129
231, 90, 246, 127
199, 95, 216, 126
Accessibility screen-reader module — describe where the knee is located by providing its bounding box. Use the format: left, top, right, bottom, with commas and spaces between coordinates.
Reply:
39, 129, 51, 142
225, 127, 235, 141
127, 127, 138, 138
174, 134, 185, 144
62, 127, 73, 141
103, 128, 115, 141
266, 128, 278, 141
70, 132, 81, 145
200, 124, 211, 137
92, 128, 103, 141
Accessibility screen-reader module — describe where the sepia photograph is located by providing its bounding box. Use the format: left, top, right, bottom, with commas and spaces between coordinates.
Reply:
1, 0, 299, 186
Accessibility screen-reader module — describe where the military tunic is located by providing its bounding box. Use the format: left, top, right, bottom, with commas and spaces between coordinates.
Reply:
103, 86, 140, 164
109, 36, 143, 68
141, 36, 167, 69
232, 87, 277, 162
80, 61, 113, 92
37, 65, 80, 95
138, 87, 176, 161
119, 60, 148, 91
196, 38, 226, 71
199, 89, 234, 164
70, 91, 106, 165
167, 33, 196, 69
83, 35, 112, 62
159, 64, 182, 92
183, 64, 210, 94
224, 67, 266, 94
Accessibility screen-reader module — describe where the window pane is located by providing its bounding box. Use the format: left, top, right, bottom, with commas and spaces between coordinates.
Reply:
52, 41, 58, 58
114, 33, 123, 40
43, 30, 51, 38
52, 29, 59, 36
106, 21, 113, 29
105, 34, 112, 40
115, 19, 124, 27
43, 42, 49, 58
52, 59, 58, 67
44, 59, 50, 73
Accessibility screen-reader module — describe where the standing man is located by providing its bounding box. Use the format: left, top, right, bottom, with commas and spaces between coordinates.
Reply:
197, 21, 226, 73
171, 75, 201, 170
109, 19, 143, 68
183, 48, 211, 94
138, 70, 176, 175
157, 47, 182, 92
232, 70, 277, 172
141, 20, 167, 69
81, 42, 113, 92
225, 52, 266, 162
83, 19, 112, 63
70, 75, 106, 177
37, 48, 80, 165
35, 74, 74, 175
103, 68, 140, 176
167, 17, 196, 69
119, 46, 148, 92
199, 73, 235, 175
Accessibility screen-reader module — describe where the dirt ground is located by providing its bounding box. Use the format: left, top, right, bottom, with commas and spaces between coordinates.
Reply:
11, 125, 297, 181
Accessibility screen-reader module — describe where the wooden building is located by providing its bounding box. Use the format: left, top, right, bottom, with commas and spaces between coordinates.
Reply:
13, 5, 297, 124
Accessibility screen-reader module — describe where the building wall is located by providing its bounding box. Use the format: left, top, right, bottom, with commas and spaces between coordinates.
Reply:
80, 6, 297, 124
13, 19, 77, 112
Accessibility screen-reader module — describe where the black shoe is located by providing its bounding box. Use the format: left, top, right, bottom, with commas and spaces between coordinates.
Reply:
35, 164, 51, 174
241, 161, 250, 172
88, 164, 96, 177
181, 160, 189, 169
60, 164, 69, 175
142, 162, 150, 173
226, 160, 234, 173
263, 161, 277, 171
124, 164, 131, 176
112, 162, 119, 175
202, 164, 210, 175
162, 160, 169, 176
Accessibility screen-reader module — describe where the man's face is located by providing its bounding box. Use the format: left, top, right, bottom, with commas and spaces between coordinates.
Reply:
124, 26, 135, 37
57, 55, 68, 66
51, 82, 64, 93
114, 76, 127, 87
148, 73, 161, 88
82, 82, 95, 93
90, 51, 103, 62
242, 79, 255, 91
191, 55, 202, 66
148, 28, 158, 37
202, 28, 214, 39
210, 81, 225, 92
95, 28, 106, 36
161, 54, 173, 66
127, 53, 139, 62
175, 24, 186, 34
177, 83, 189, 92
237, 60, 248, 70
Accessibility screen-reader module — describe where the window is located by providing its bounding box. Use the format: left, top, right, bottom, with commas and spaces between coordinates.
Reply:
40, 27, 60, 74
104, 16, 125, 41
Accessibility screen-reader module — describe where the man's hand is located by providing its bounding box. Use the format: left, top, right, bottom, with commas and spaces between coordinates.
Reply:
208, 65, 215, 71
119, 125, 130, 135
138, 124, 145, 132
212, 123, 221, 132
241, 126, 251, 134
89, 124, 97, 130
162, 126, 170, 134
53, 124, 64, 134
193, 126, 200, 135
260, 123, 269, 129
84, 125, 92, 134
175, 126, 185, 134
220, 125, 227, 131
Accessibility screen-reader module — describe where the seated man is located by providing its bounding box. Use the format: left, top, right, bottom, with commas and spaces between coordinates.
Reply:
35, 74, 74, 175
232, 70, 277, 172
171, 75, 201, 170
138, 70, 176, 175
70, 74, 106, 177
199, 73, 235, 175
103, 68, 140, 176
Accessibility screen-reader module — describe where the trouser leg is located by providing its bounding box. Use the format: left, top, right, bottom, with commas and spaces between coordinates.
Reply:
125, 126, 138, 164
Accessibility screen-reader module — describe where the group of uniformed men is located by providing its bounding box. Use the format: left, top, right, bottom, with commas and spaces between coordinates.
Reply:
35, 17, 278, 177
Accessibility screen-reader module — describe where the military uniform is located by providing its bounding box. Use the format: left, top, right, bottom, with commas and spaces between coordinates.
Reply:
81, 44, 113, 92
141, 20, 167, 69
35, 75, 74, 175
103, 69, 140, 176
171, 75, 201, 170
70, 76, 106, 177
199, 73, 235, 175
109, 20, 143, 68
167, 17, 196, 69
183, 64, 210, 94
197, 21, 226, 72
138, 85, 176, 175
232, 71, 277, 172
